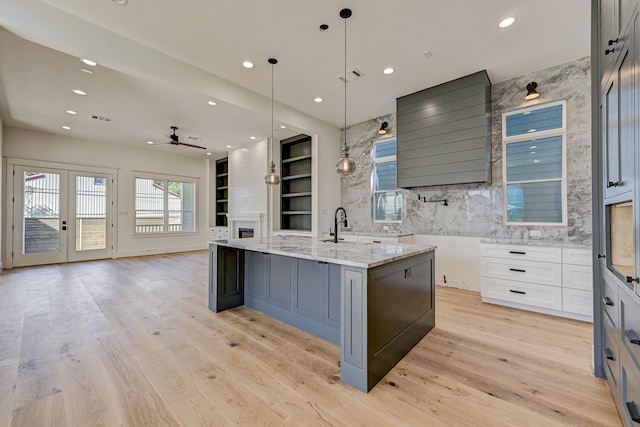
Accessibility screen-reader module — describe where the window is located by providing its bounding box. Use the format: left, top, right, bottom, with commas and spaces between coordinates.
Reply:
372, 138, 402, 222
134, 176, 196, 234
502, 100, 566, 225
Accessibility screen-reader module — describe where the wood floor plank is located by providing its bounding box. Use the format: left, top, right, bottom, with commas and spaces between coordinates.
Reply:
0, 251, 622, 426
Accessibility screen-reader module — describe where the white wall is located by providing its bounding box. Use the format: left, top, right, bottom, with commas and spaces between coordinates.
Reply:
228, 139, 268, 236
412, 234, 482, 292
3, 126, 210, 264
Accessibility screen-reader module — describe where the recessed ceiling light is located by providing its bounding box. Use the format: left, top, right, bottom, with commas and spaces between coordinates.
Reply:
499, 17, 515, 28
81, 68, 94, 74
250, 136, 257, 140
383, 67, 395, 75
280, 125, 286, 129
422, 50, 433, 59
66, 110, 77, 115
314, 97, 323, 103
62, 125, 71, 130
206, 152, 212, 156
147, 141, 154, 145
226, 145, 232, 148
242, 61, 254, 69
112, 0, 128, 5
72, 89, 87, 96
81, 58, 97, 67
207, 100, 217, 106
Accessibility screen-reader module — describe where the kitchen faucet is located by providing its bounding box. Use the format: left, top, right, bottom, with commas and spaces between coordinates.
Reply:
334, 207, 348, 243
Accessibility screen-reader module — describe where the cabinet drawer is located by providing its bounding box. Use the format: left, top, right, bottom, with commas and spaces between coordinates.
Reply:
562, 264, 593, 291
562, 288, 593, 317
481, 244, 562, 263
621, 290, 640, 371
604, 326, 620, 395
621, 349, 640, 426
562, 247, 592, 266
481, 277, 562, 311
605, 306, 619, 349
481, 258, 562, 287
602, 269, 619, 328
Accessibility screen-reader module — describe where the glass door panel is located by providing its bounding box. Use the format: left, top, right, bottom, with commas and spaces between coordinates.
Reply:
13, 166, 67, 267
68, 172, 112, 262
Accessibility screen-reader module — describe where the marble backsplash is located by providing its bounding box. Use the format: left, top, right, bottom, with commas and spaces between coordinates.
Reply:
340, 56, 592, 243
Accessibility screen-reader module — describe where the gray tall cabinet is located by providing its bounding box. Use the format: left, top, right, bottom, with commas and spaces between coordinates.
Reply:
595, 0, 640, 424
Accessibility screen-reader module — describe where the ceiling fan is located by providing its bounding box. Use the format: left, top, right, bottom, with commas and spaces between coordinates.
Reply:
160, 126, 206, 150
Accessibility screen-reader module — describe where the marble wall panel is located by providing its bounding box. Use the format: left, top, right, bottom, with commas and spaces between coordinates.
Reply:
339, 57, 592, 243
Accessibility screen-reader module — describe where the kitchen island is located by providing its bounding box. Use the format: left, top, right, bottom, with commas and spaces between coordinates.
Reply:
208, 236, 436, 392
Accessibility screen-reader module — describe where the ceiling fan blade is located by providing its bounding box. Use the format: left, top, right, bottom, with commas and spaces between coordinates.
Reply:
175, 141, 207, 150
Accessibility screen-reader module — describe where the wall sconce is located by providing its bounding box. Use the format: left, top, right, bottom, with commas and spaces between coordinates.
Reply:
525, 82, 540, 100
377, 121, 389, 135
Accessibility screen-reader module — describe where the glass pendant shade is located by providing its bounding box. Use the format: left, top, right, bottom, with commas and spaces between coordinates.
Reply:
264, 162, 281, 185
265, 58, 280, 186
335, 146, 357, 174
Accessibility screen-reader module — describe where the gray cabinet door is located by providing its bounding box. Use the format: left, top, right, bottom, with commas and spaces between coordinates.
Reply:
215, 246, 244, 311
293, 259, 326, 322
245, 251, 269, 301
604, 13, 636, 200
268, 254, 292, 310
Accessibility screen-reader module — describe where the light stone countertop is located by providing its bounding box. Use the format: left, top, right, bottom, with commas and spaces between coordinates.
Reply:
211, 236, 436, 269
480, 238, 591, 249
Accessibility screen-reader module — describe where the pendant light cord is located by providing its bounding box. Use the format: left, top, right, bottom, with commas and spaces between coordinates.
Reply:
271, 61, 275, 168
343, 13, 347, 153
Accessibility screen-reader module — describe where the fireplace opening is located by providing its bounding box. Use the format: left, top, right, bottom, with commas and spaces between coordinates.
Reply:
238, 227, 254, 239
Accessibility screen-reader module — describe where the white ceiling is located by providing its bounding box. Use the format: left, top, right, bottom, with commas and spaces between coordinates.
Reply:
0, 0, 590, 158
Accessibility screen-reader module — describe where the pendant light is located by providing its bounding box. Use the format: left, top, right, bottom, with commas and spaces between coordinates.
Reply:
335, 8, 357, 175
264, 57, 281, 186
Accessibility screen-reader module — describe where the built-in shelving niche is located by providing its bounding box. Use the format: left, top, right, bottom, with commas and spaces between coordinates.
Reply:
215, 158, 229, 227
281, 134, 312, 231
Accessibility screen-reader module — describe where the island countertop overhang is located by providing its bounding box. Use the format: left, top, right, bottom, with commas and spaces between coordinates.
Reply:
210, 236, 436, 269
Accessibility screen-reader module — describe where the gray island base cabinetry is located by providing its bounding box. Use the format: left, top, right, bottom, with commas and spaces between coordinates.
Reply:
208, 236, 436, 392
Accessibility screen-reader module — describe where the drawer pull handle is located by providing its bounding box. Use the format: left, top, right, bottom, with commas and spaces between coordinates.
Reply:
607, 180, 621, 188
509, 250, 526, 255
603, 296, 615, 307
509, 268, 526, 273
509, 289, 526, 295
372, 240, 381, 243
627, 276, 640, 284
626, 401, 640, 423
605, 348, 615, 361
605, 48, 616, 55
625, 329, 640, 345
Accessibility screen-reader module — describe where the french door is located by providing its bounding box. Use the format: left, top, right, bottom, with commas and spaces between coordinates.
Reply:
12, 164, 114, 267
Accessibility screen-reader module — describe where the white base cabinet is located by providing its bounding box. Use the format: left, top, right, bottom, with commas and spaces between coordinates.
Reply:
480, 243, 592, 321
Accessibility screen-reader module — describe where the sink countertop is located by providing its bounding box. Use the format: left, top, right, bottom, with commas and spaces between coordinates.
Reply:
211, 236, 436, 269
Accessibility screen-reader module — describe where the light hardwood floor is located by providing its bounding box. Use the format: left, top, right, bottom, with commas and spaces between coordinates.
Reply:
0, 251, 621, 426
